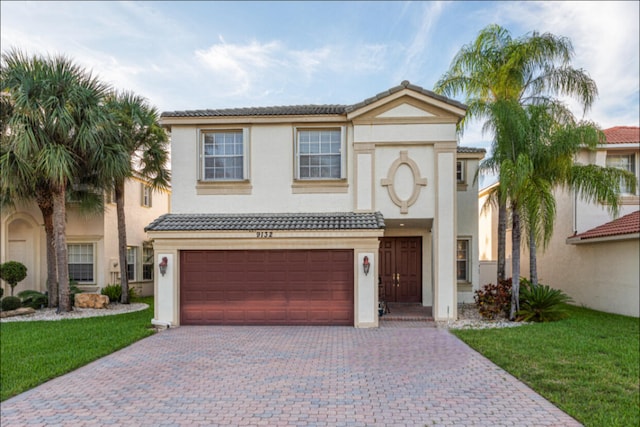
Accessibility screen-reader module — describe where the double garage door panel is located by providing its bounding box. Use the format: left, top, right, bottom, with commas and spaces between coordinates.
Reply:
180, 250, 354, 325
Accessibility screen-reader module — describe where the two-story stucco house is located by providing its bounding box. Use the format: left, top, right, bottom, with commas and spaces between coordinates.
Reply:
0, 176, 171, 297
479, 126, 639, 318
146, 81, 484, 327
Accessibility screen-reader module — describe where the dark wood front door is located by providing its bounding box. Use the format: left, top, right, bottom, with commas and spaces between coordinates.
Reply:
379, 237, 422, 303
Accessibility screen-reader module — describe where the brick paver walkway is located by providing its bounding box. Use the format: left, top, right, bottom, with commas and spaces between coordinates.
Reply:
1, 325, 581, 426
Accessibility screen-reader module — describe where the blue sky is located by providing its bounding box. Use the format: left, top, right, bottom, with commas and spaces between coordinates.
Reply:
2, 1, 639, 155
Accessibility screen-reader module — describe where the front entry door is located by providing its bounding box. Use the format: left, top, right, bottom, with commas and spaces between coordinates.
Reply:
379, 237, 422, 303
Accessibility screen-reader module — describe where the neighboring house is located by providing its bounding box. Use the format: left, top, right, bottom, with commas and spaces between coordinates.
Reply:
146, 81, 485, 328
479, 126, 639, 317
0, 176, 171, 297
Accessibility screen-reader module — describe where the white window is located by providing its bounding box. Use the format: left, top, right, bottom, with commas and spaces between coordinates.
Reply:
296, 128, 345, 180
68, 243, 94, 283
456, 239, 470, 282
141, 185, 152, 207
202, 130, 248, 181
142, 246, 153, 281
606, 153, 638, 195
127, 247, 137, 281
456, 161, 466, 184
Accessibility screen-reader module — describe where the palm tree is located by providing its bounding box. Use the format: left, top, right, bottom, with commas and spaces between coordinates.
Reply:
521, 107, 636, 285
1, 50, 120, 312
434, 24, 599, 318
104, 91, 170, 304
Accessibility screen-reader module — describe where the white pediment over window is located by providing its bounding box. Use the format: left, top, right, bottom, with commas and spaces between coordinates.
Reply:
376, 103, 435, 118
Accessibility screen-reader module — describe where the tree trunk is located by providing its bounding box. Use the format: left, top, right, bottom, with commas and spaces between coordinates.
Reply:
529, 230, 538, 287
497, 198, 507, 283
36, 188, 58, 307
43, 209, 58, 307
509, 207, 521, 320
115, 180, 129, 304
52, 188, 71, 312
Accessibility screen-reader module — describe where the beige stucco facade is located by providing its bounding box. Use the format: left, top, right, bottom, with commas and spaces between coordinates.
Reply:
0, 177, 171, 297
151, 82, 485, 327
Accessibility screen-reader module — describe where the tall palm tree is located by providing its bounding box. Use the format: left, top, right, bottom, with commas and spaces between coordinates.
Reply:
434, 24, 599, 318
1, 50, 122, 312
104, 91, 170, 304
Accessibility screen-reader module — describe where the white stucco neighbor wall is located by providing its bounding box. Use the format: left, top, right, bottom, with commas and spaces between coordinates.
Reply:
554, 239, 638, 317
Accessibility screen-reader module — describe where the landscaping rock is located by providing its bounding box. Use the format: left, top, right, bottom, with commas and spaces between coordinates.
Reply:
0, 307, 36, 318
75, 293, 110, 309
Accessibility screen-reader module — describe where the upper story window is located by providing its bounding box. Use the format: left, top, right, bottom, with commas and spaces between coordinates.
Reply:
606, 152, 638, 195
296, 128, 344, 180
141, 184, 152, 207
202, 130, 247, 181
456, 161, 466, 184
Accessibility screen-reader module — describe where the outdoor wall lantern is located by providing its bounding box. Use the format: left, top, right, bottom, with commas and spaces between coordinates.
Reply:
159, 256, 168, 276
362, 256, 370, 276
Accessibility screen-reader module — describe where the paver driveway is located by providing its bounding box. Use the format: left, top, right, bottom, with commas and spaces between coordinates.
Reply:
1, 324, 581, 427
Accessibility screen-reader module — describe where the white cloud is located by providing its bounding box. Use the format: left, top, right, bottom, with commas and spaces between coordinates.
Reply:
393, 1, 446, 82
497, 1, 640, 128
193, 39, 388, 101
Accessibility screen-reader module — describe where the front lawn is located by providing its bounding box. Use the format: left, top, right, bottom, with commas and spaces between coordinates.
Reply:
0, 297, 155, 401
453, 305, 639, 427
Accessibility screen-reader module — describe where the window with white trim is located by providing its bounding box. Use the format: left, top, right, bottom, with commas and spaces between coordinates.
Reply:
456, 239, 470, 282
456, 161, 466, 184
141, 184, 152, 207
142, 246, 153, 281
127, 247, 137, 281
68, 243, 94, 283
606, 152, 638, 195
202, 130, 248, 181
296, 128, 344, 180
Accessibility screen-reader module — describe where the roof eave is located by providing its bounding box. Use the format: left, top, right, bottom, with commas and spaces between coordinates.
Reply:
566, 232, 640, 245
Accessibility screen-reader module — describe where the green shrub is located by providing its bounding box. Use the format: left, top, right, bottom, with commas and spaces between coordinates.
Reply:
1, 296, 22, 311
69, 283, 83, 306
17, 290, 49, 309
0, 261, 27, 296
474, 278, 512, 319
517, 279, 573, 322
0, 287, 3, 298
100, 284, 136, 303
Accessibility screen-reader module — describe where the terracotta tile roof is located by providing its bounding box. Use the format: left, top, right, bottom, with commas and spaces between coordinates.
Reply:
568, 210, 640, 242
145, 212, 385, 232
603, 126, 640, 144
161, 81, 466, 118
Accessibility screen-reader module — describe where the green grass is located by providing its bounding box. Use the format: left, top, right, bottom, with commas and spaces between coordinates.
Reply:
453, 305, 640, 427
0, 297, 155, 401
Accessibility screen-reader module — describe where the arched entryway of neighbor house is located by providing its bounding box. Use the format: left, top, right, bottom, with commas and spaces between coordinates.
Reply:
378, 236, 422, 303
3, 213, 41, 295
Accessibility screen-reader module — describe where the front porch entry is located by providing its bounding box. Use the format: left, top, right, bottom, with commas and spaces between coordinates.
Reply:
378, 237, 422, 303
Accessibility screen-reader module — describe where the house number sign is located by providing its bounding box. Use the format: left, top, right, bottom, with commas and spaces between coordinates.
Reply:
256, 232, 273, 238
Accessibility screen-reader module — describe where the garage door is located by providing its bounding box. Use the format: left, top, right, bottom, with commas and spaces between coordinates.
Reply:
180, 250, 354, 325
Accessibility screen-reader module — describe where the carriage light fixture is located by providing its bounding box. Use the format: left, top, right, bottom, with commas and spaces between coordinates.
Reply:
159, 257, 168, 276
362, 256, 370, 276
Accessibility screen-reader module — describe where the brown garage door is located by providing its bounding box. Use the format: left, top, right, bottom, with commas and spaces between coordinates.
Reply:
180, 250, 354, 325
